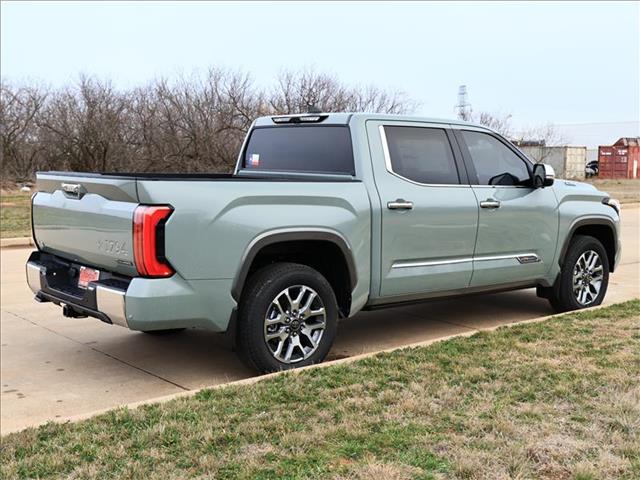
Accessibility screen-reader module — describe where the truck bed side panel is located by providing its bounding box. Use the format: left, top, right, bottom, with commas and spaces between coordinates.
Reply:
137, 180, 372, 315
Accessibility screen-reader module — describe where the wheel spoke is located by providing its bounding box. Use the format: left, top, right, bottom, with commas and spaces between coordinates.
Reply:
265, 328, 287, 341
300, 327, 318, 348
265, 313, 283, 326
293, 287, 307, 310
273, 338, 285, 358
283, 339, 295, 362
300, 291, 317, 317
585, 289, 594, 303
271, 296, 284, 316
308, 307, 325, 318
580, 288, 588, 304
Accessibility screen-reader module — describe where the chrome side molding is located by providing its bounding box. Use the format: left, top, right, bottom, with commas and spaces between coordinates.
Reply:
393, 257, 473, 269
392, 252, 541, 269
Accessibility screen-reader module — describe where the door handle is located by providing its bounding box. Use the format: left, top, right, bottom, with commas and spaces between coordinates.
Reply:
480, 199, 501, 209
387, 199, 413, 210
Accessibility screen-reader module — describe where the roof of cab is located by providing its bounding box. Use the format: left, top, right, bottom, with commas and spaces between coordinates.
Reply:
253, 112, 485, 129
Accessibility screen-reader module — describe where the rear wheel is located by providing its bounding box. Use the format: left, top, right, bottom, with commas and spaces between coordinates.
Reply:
237, 263, 338, 373
548, 235, 609, 312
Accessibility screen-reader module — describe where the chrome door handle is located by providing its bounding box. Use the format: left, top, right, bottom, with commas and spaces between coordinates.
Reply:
387, 199, 413, 210
480, 199, 501, 209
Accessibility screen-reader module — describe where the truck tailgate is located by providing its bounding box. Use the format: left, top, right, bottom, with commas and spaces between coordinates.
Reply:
32, 173, 139, 277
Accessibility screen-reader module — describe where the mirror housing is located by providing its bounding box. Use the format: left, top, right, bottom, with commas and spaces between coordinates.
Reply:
532, 163, 555, 188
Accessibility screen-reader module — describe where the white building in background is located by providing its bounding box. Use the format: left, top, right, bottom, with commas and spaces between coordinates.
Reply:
517, 144, 587, 180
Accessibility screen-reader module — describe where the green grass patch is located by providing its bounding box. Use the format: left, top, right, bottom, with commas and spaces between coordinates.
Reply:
1, 300, 639, 479
0, 191, 32, 238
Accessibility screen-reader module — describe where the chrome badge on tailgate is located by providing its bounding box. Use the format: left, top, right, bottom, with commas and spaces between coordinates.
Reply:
98, 239, 128, 256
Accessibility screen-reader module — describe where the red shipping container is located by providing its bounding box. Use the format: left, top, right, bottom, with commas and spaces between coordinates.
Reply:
598, 138, 640, 179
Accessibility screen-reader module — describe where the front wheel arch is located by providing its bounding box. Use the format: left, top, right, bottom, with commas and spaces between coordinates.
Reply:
558, 219, 617, 272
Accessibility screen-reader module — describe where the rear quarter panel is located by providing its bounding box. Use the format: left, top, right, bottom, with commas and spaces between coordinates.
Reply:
137, 180, 372, 315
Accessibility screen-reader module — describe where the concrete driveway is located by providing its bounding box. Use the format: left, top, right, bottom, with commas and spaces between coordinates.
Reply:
2, 207, 638, 434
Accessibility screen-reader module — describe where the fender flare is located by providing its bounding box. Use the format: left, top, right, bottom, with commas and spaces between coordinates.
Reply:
231, 228, 357, 301
558, 216, 618, 270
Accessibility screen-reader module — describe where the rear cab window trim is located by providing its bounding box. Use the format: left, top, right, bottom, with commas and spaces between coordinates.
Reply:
378, 124, 469, 187
238, 125, 356, 176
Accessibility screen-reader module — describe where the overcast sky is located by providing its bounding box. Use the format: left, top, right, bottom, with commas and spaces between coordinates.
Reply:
2, 1, 638, 146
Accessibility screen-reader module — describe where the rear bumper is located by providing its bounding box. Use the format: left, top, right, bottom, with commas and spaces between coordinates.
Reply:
25, 251, 237, 333
26, 252, 129, 327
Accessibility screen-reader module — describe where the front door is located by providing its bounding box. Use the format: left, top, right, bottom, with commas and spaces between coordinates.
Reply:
366, 121, 479, 298
453, 128, 559, 286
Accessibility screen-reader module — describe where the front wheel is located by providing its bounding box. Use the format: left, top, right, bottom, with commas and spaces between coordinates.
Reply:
237, 263, 338, 373
548, 235, 609, 312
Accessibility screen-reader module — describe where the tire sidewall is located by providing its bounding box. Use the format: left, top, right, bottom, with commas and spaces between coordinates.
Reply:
239, 264, 338, 372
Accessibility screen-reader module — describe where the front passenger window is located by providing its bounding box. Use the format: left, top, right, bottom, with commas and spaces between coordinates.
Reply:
461, 131, 530, 186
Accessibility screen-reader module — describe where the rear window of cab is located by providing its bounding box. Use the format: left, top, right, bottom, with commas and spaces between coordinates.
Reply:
242, 126, 355, 175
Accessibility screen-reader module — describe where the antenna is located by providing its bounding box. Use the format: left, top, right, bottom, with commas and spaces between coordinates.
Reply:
455, 85, 472, 121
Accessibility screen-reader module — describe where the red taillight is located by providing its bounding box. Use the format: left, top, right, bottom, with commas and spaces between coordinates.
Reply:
133, 205, 174, 278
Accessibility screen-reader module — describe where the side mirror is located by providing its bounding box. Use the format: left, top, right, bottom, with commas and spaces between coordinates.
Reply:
532, 163, 555, 188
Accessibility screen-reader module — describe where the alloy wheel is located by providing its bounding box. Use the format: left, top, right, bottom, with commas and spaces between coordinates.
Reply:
263, 285, 327, 364
572, 250, 604, 306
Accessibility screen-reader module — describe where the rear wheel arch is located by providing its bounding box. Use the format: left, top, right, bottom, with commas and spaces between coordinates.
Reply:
559, 218, 617, 273
231, 230, 357, 317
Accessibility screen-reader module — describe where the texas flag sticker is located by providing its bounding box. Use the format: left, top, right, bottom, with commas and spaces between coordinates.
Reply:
249, 154, 260, 166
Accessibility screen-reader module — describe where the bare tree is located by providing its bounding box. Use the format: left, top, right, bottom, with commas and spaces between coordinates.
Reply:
512, 123, 567, 163
268, 68, 416, 115
38, 76, 131, 173
458, 109, 513, 137
1, 68, 418, 180
0, 83, 48, 181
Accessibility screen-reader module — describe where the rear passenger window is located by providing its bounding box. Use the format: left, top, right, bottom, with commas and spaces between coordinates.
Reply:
383, 126, 460, 184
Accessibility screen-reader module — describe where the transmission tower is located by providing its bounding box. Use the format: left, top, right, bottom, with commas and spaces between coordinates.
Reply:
455, 85, 472, 121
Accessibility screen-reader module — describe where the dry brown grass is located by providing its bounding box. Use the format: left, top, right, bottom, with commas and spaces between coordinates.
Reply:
585, 178, 640, 204
1, 301, 639, 479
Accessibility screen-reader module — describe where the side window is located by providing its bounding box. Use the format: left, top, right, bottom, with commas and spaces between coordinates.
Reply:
384, 126, 460, 185
461, 131, 530, 186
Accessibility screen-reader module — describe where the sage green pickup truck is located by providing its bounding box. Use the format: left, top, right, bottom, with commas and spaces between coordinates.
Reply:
26, 113, 621, 372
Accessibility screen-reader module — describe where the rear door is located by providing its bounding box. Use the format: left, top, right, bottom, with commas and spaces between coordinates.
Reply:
366, 121, 478, 298
453, 127, 559, 286
32, 173, 139, 276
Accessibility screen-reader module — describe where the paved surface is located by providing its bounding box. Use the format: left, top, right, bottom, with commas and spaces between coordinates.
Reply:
1, 207, 638, 434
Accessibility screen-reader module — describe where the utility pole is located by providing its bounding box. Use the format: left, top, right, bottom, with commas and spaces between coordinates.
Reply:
455, 85, 472, 121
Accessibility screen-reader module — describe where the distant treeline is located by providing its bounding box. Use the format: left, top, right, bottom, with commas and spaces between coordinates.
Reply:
1, 68, 416, 182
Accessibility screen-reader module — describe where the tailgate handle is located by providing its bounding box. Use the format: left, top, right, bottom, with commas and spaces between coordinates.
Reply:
61, 183, 85, 199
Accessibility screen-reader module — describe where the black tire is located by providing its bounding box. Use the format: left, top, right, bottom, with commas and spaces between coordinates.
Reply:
141, 328, 186, 335
237, 262, 338, 373
548, 235, 609, 312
